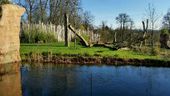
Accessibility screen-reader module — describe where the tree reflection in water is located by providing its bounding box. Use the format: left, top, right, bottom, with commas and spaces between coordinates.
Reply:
1, 63, 170, 96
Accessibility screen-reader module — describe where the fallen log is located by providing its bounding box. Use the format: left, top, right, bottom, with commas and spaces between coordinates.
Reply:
68, 24, 89, 47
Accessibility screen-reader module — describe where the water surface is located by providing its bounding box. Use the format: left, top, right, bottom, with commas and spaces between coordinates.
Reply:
1, 63, 170, 96
20, 63, 170, 96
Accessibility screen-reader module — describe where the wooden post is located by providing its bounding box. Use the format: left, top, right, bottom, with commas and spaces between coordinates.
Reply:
74, 37, 76, 48
64, 13, 69, 47
140, 19, 148, 48
114, 31, 117, 43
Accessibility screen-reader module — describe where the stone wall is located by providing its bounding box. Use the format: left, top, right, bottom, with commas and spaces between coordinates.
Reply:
0, 4, 25, 64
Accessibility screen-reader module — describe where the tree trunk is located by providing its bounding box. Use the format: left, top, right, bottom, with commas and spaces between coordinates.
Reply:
64, 13, 69, 47
39, 0, 44, 22
140, 19, 148, 48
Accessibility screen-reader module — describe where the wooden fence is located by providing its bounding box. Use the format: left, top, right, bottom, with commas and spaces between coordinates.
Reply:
22, 22, 100, 43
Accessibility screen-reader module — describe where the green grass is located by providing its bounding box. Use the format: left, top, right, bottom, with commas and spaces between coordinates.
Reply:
20, 42, 162, 60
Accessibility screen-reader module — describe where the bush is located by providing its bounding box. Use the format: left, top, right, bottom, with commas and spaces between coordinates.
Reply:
160, 28, 170, 48
150, 47, 160, 56
21, 27, 56, 43
140, 47, 151, 55
132, 46, 160, 56
161, 28, 169, 35
72, 33, 90, 45
0, 0, 10, 5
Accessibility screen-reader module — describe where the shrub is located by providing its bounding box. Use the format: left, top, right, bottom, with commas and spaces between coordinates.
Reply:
21, 27, 56, 43
161, 51, 170, 60
72, 33, 90, 45
140, 47, 151, 55
161, 28, 169, 35
132, 46, 160, 56
83, 52, 91, 57
150, 47, 160, 56
160, 28, 170, 48
0, 0, 10, 5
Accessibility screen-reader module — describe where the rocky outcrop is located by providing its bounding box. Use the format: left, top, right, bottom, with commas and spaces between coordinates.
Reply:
0, 4, 25, 64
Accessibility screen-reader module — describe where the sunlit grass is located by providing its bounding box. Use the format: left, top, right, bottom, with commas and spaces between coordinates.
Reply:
20, 42, 162, 60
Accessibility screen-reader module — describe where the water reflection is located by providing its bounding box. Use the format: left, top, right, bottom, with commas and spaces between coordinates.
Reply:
21, 63, 170, 96
1, 63, 170, 96
0, 63, 22, 96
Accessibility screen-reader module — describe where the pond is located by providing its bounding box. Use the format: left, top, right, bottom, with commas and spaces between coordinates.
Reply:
1, 63, 170, 96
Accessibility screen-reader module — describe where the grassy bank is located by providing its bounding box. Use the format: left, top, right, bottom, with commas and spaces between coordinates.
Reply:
20, 43, 164, 61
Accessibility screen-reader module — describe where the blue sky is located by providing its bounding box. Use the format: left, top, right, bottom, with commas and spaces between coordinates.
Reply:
81, 0, 170, 29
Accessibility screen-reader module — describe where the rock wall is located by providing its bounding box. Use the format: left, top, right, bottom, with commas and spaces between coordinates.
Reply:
0, 4, 25, 64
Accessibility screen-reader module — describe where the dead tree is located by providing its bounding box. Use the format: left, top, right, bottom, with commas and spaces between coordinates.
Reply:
140, 19, 149, 48
64, 12, 89, 47
64, 13, 69, 47
68, 24, 89, 47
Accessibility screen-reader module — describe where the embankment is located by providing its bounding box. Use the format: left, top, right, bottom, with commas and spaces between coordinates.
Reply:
22, 55, 170, 67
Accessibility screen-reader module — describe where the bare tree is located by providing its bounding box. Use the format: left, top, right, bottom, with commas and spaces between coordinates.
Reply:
116, 13, 132, 42
128, 18, 134, 45
82, 11, 94, 30
38, 0, 49, 22
14, 0, 81, 25
48, 0, 81, 25
15, 0, 38, 24
140, 19, 149, 48
49, 0, 61, 24
146, 3, 159, 46
163, 9, 170, 31
25, 0, 37, 23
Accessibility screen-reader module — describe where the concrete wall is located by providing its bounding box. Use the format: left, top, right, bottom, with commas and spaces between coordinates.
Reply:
0, 4, 25, 64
